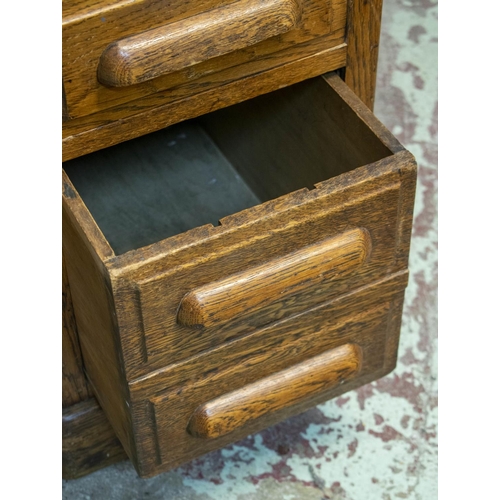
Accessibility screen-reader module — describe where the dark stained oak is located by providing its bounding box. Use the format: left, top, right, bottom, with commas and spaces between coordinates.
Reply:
64, 76, 414, 377
62, 0, 410, 479
62, 41, 347, 161
62, 254, 91, 407
62, 189, 137, 467
62, 0, 387, 160
142, 278, 407, 474
63, 398, 127, 479
63, 0, 343, 119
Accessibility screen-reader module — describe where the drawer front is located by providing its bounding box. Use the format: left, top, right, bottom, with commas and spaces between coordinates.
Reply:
63, 0, 346, 119
127, 276, 407, 476
117, 171, 405, 374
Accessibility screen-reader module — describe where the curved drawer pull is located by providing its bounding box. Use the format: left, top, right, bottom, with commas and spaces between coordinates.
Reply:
187, 344, 362, 439
98, 0, 303, 87
177, 228, 371, 328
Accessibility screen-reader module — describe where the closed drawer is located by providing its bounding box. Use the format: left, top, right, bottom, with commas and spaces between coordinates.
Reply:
63, 0, 346, 120
62, 73, 416, 476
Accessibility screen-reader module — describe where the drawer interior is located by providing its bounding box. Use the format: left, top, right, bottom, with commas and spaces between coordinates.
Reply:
64, 76, 392, 256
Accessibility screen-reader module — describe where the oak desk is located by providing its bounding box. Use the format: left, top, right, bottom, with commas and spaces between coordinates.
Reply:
62, 0, 416, 478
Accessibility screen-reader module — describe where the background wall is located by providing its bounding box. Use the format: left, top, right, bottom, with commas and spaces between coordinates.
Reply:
63, 1, 438, 498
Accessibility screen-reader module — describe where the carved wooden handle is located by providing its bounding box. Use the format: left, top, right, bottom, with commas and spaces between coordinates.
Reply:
187, 344, 362, 439
177, 228, 371, 328
97, 0, 303, 87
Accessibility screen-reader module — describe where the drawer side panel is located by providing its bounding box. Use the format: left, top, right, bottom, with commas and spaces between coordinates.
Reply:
62, 201, 137, 465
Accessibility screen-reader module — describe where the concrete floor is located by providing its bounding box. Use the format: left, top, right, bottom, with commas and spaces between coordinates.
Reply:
62, 1, 438, 498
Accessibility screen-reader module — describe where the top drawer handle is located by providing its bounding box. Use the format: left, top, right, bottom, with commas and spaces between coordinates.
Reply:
177, 227, 372, 328
97, 0, 303, 87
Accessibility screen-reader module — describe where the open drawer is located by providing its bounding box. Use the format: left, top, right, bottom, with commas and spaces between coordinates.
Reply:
62, 73, 416, 477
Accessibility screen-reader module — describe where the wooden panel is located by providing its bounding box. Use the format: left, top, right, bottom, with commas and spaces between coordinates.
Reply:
187, 344, 361, 439
63, 0, 343, 118
129, 271, 408, 400
127, 275, 407, 476
62, 91, 416, 379
62, 254, 91, 407
62, 172, 137, 466
62, 37, 347, 161
322, 73, 418, 273
345, 0, 383, 110
61, 74, 416, 478
199, 73, 396, 201
63, 398, 127, 479
62, 75, 416, 378
64, 121, 262, 256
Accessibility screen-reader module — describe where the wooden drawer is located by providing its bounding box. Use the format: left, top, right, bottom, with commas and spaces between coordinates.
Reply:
62, 73, 416, 477
63, 0, 346, 120
129, 275, 408, 475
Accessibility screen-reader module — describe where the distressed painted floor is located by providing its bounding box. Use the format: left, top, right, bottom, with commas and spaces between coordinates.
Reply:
62, 1, 438, 498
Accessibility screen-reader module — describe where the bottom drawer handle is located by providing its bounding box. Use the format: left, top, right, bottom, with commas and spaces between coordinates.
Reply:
177, 228, 372, 328
187, 343, 362, 439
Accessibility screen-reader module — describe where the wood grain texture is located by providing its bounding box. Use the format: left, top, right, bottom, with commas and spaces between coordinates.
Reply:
63, 398, 127, 479
61, 0, 396, 479
63, 0, 342, 119
199, 73, 394, 200
62, 82, 69, 122
63, 254, 91, 407
134, 275, 407, 475
177, 228, 371, 328
101, 152, 405, 377
63, 0, 132, 21
98, 0, 303, 87
130, 271, 407, 398
63, 75, 416, 379
344, 0, 383, 110
321, 74, 418, 274
61, 74, 416, 477
323, 72, 402, 153
187, 344, 361, 439
62, 39, 347, 161
62, 172, 137, 466
97, 165, 407, 377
